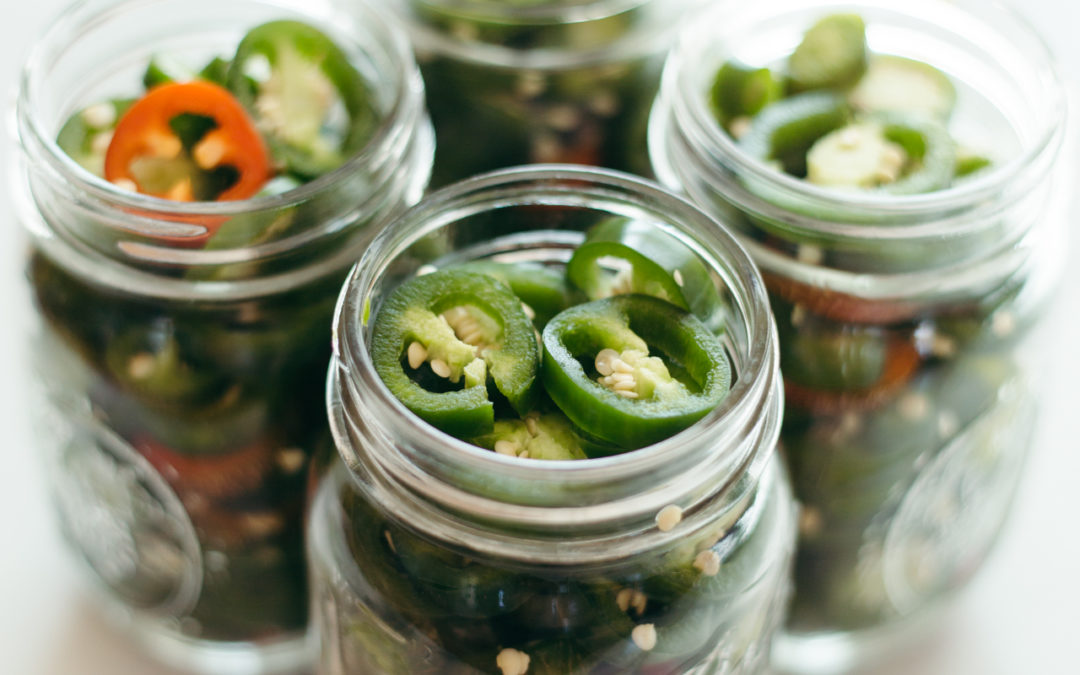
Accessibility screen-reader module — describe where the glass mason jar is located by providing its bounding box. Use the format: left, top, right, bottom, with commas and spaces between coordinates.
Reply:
309, 166, 798, 674
10, 0, 432, 671
649, 0, 1069, 669
383, 0, 700, 187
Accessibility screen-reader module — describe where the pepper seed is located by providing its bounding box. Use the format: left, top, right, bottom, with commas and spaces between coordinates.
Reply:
496, 647, 530, 675
631, 623, 657, 651
430, 358, 452, 379
81, 102, 117, 129
655, 504, 683, 532
693, 550, 721, 577
407, 341, 428, 370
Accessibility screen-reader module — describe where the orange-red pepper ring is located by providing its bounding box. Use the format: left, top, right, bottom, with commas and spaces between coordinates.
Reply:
104, 81, 271, 203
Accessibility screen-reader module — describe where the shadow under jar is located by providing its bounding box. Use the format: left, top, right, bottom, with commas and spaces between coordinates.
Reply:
649, 0, 1069, 670
382, 0, 700, 187
10, 0, 432, 671
310, 166, 798, 674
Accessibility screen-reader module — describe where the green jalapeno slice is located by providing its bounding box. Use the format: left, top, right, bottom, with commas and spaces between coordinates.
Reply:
849, 55, 956, 120
103, 321, 226, 406
56, 99, 133, 177
470, 411, 588, 461
739, 92, 851, 178
573, 218, 726, 329
454, 261, 577, 329
541, 295, 730, 449
142, 54, 231, 89
807, 112, 955, 194
710, 60, 782, 130
787, 13, 868, 93
566, 240, 688, 311
371, 270, 540, 438
227, 20, 377, 178
775, 304, 895, 392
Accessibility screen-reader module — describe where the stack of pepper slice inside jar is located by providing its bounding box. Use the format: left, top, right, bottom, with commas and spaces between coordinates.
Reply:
691, 9, 1055, 636
33, 18, 387, 642
371, 216, 732, 455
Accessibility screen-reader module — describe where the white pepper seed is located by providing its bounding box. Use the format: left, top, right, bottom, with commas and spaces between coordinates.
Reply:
693, 550, 721, 576
430, 359, 452, 379
496, 648, 530, 675
631, 624, 657, 651
655, 504, 683, 532
407, 341, 428, 370
81, 102, 116, 129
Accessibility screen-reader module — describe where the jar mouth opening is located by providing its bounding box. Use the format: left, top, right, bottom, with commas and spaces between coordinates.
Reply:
18, 0, 420, 221
331, 165, 781, 525
665, 0, 1067, 236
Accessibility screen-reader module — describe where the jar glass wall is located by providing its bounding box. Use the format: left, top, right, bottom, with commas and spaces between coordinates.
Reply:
10, 0, 432, 672
382, 0, 700, 186
310, 166, 797, 674
649, 0, 1068, 670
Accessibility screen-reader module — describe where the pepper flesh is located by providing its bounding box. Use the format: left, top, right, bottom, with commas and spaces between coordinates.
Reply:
227, 20, 377, 178
573, 218, 726, 329
371, 270, 540, 438
541, 295, 730, 448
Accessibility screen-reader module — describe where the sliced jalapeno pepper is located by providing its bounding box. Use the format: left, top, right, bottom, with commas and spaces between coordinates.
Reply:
573, 218, 726, 329
371, 270, 540, 438
227, 20, 377, 178
541, 295, 730, 448
783, 331, 921, 415
56, 99, 133, 177
739, 92, 851, 177
454, 261, 577, 329
470, 411, 588, 461
808, 112, 955, 194
849, 54, 956, 120
710, 60, 782, 127
776, 302, 896, 392
566, 240, 688, 310
787, 14, 868, 93
103, 320, 226, 406
142, 54, 231, 89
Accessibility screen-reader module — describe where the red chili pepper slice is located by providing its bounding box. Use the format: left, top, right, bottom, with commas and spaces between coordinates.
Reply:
136, 436, 276, 501
104, 81, 271, 202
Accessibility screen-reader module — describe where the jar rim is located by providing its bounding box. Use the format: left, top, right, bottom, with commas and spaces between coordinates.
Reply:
328, 164, 783, 557
660, 0, 1067, 233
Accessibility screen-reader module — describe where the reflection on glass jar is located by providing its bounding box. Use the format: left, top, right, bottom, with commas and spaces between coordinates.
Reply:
648, 0, 1068, 670
384, 0, 700, 186
310, 166, 797, 674
10, 0, 432, 671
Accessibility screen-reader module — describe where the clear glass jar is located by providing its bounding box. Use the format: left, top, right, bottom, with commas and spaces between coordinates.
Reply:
9, 0, 432, 671
648, 0, 1069, 670
310, 165, 797, 674
383, 0, 699, 186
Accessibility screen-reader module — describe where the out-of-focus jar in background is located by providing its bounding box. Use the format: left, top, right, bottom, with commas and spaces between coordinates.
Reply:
309, 165, 797, 674
9, 0, 432, 671
383, 0, 702, 186
649, 0, 1069, 670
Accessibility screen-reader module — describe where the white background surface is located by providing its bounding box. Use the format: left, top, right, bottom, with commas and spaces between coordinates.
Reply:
1, 1, 1078, 674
